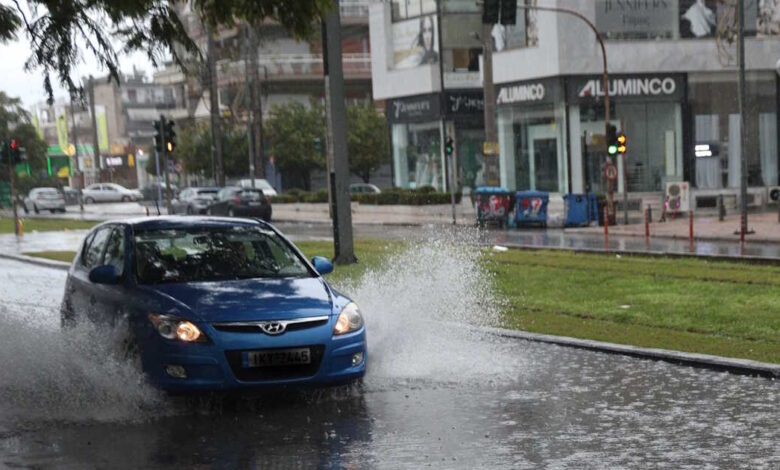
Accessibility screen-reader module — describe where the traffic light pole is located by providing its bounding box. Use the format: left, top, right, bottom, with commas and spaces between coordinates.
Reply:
8, 156, 19, 236
160, 115, 173, 214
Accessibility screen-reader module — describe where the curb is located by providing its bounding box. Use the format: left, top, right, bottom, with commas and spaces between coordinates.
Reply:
481, 326, 780, 379
490, 242, 780, 265
0, 252, 70, 271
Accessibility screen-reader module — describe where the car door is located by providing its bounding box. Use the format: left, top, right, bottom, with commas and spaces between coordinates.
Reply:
210, 188, 233, 215
90, 226, 129, 327
68, 226, 113, 323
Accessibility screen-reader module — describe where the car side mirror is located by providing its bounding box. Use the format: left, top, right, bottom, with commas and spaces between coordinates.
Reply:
311, 256, 333, 275
89, 265, 120, 284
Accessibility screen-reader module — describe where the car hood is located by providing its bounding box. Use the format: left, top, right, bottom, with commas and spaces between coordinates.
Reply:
143, 276, 334, 322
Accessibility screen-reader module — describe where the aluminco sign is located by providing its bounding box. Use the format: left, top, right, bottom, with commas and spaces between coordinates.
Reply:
497, 83, 545, 104
579, 77, 676, 98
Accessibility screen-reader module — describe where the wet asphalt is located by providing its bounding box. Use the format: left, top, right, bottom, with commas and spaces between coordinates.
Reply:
0, 257, 778, 469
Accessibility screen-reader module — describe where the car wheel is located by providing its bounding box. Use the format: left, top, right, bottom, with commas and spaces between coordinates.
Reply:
33, 204, 39, 214
228, 208, 235, 217
50, 209, 57, 214
186, 206, 194, 215
121, 196, 131, 202
84, 196, 94, 204
22, 203, 29, 214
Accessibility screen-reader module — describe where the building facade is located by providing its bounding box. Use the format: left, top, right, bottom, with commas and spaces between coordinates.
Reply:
372, 0, 780, 208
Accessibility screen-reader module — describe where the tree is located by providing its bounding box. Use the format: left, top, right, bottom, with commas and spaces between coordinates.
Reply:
0, 91, 28, 141
346, 102, 389, 183
12, 122, 46, 172
0, 1, 334, 102
265, 102, 326, 190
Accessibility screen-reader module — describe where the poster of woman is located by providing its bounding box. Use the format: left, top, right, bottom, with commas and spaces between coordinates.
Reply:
393, 15, 439, 69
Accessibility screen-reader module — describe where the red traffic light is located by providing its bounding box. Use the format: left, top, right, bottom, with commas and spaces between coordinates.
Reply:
9, 139, 19, 150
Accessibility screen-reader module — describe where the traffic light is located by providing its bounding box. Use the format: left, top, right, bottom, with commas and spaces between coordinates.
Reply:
606, 124, 618, 155
445, 137, 454, 157
165, 119, 176, 153
617, 133, 627, 154
483, 0, 499, 24
153, 119, 164, 153
500, 0, 518, 25
9, 139, 23, 164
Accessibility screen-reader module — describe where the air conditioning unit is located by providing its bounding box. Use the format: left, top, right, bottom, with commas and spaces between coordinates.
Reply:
768, 186, 780, 205
665, 181, 690, 212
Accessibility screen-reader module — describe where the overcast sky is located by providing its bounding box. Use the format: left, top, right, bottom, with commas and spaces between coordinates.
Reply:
0, 33, 154, 108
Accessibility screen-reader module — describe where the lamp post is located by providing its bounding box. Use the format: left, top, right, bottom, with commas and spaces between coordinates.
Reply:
516, 4, 612, 216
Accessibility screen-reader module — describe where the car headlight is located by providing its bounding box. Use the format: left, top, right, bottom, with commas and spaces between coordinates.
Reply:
333, 302, 363, 335
148, 314, 207, 342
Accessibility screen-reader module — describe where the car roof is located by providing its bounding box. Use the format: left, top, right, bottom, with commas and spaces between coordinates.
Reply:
115, 216, 270, 231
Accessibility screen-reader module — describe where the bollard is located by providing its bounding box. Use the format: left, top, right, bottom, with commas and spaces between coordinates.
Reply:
16, 218, 23, 237
647, 205, 653, 224
645, 208, 650, 239
604, 205, 609, 249
718, 194, 725, 222
689, 210, 694, 251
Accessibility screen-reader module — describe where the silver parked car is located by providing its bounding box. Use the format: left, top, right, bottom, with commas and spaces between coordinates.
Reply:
171, 187, 220, 215
82, 183, 143, 203
23, 187, 66, 214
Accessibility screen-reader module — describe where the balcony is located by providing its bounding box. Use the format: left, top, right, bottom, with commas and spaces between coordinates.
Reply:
217, 52, 372, 86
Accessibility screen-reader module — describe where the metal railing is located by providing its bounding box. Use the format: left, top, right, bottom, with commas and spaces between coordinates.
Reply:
339, 0, 370, 18
218, 53, 372, 83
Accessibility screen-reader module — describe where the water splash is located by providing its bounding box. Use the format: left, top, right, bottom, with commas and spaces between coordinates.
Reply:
339, 229, 516, 385
0, 306, 165, 426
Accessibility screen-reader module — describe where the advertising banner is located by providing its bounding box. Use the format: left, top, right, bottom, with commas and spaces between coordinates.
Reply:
55, 107, 69, 152
596, 0, 677, 38
96, 105, 109, 153
393, 14, 439, 69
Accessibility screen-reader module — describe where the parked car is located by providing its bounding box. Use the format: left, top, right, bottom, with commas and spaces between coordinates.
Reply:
141, 182, 179, 202
23, 187, 66, 213
349, 183, 381, 195
237, 178, 278, 196
207, 186, 272, 221
59, 217, 366, 392
171, 187, 220, 215
82, 183, 143, 203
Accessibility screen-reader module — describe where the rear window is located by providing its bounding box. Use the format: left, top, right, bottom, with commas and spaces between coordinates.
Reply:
239, 189, 263, 200
196, 189, 218, 196
133, 225, 312, 284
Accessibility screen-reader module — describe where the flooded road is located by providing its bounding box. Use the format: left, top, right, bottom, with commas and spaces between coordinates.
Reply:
0, 242, 778, 468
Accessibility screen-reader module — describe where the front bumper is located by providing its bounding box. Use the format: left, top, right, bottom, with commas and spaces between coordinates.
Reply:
138, 316, 366, 392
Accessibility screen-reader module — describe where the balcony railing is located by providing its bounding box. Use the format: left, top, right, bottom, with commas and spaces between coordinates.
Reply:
340, 0, 369, 18
218, 52, 372, 84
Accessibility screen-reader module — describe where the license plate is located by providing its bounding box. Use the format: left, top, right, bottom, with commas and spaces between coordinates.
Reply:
249, 201, 261, 206
242, 348, 311, 368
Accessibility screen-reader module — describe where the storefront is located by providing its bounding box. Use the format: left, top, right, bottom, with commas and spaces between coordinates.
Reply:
496, 77, 568, 193
388, 91, 485, 191
567, 73, 686, 194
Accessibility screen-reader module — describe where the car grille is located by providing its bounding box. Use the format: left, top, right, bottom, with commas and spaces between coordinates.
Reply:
225, 345, 325, 381
212, 316, 329, 334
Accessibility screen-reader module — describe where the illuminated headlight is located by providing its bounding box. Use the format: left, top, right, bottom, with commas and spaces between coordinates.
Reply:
333, 303, 363, 335
148, 314, 206, 342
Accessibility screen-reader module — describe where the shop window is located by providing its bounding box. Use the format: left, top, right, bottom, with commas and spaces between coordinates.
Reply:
392, 121, 444, 189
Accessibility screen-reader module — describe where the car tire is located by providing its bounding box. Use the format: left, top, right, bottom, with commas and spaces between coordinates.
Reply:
121, 196, 131, 202
84, 196, 94, 204
23, 204, 29, 214
50, 209, 57, 214
33, 204, 39, 214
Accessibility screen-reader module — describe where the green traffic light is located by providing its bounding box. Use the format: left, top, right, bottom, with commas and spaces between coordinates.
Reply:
608, 144, 618, 155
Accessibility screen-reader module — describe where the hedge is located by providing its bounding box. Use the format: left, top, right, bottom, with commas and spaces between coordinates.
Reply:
269, 187, 462, 206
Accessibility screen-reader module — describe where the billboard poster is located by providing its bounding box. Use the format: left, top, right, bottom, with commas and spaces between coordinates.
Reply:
596, 0, 677, 38
679, 0, 758, 38
96, 105, 109, 153
392, 14, 439, 69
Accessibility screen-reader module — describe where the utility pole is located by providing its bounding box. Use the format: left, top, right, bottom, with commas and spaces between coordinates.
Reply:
243, 26, 256, 188
69, 95, 81, 184
481, 21, 498, 185
5, 142, 20, 236
323, 1, 356, 264
207, 26, 225, 186
161, 115, 173, 214
737, 0, 749, 240
248, 26, 266, 180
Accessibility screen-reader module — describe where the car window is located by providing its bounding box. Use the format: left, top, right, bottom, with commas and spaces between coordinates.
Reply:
133, 225, 312, 284
86, 184, 100, 191
105, 185, 117, 192
102, 228, 125, 274
82, 227, 112, 269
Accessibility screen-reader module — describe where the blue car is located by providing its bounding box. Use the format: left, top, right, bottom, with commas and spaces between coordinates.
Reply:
60, 217, 366, 392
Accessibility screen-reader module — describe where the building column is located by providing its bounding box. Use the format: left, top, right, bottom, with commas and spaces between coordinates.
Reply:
392, 124, 409, 187
569, 105, 584, 193
498, 111, 515, 190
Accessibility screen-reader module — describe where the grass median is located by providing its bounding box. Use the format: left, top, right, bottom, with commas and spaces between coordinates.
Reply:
0, 217, 97, 234
24, 241, 780, 363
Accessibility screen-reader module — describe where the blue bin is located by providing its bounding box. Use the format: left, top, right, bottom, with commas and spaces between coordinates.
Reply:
587, 193, 599, 223
475, 186, 511, 227
564, 194, 591, 227
515, 191, 549, 227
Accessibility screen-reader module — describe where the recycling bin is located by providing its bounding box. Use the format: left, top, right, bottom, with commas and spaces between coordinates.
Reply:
564, 194, 590, 227
475, 186, 511, 228
515, 190, 549, 227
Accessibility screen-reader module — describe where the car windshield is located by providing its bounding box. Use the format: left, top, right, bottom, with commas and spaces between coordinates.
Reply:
38, 189, 60, 198
133, 225, 311, 284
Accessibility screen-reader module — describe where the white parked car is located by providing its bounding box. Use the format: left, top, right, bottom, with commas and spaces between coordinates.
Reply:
349, 183, 382, 195
82, 183, 143, 203
237, 178, 278, 196
23, 187, 66, 214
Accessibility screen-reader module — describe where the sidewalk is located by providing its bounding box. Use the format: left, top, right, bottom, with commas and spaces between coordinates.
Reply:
575, 211, 780, 243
